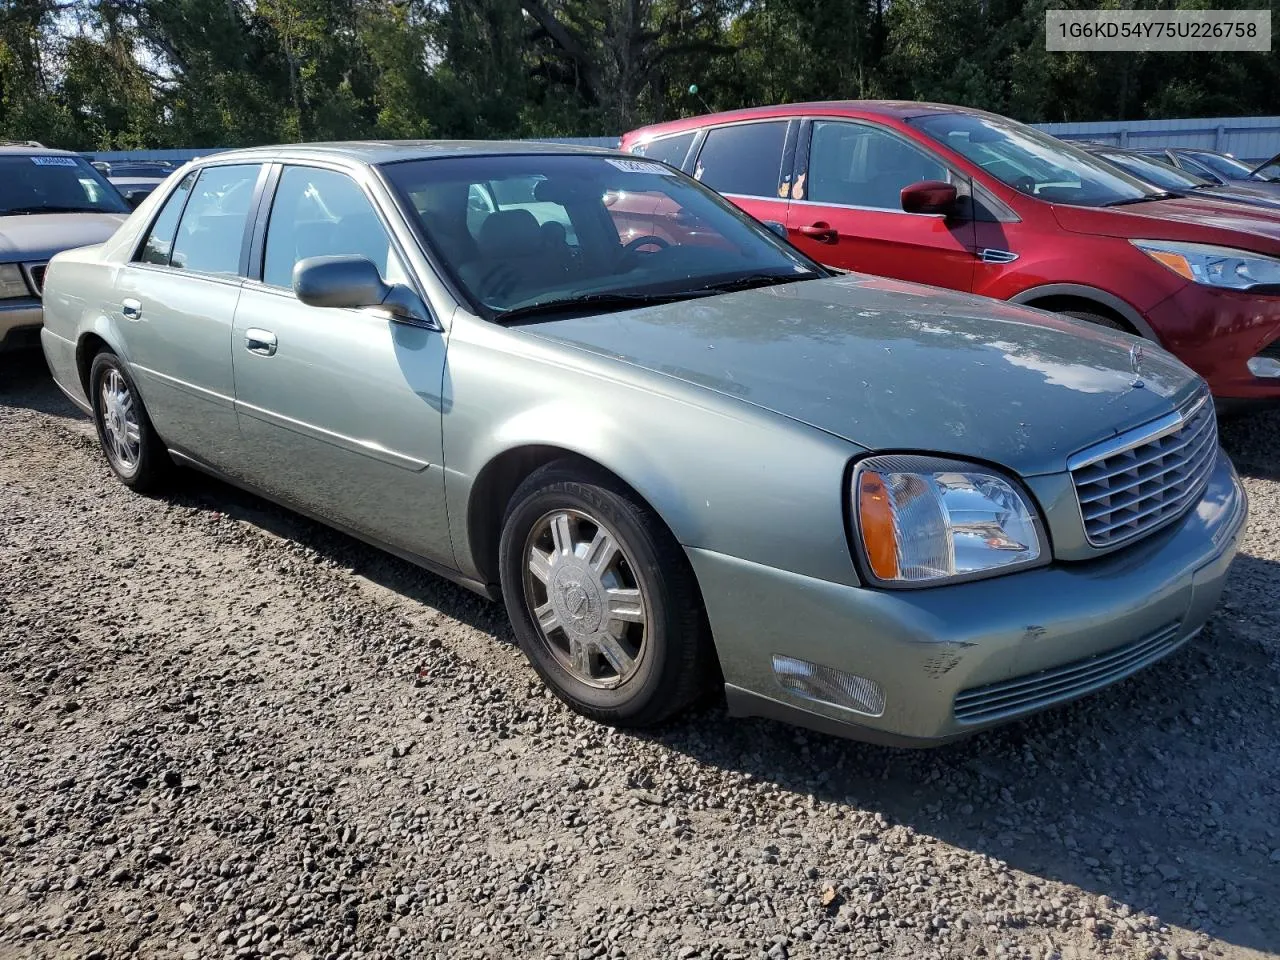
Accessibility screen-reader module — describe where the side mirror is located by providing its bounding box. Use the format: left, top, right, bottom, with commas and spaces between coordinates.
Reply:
293, 255, 439, 330
900, 180, 958, 216
761, 220, 788, 240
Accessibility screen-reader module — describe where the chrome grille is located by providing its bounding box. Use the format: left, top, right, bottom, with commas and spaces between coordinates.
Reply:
954, 621, 1186, 725
1069, 389, 1217, 548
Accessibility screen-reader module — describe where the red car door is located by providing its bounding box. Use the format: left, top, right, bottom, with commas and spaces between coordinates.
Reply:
786, 118, 976, 291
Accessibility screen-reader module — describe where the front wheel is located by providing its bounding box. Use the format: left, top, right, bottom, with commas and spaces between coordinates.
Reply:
498, 461, 711, 727
89, 351, 171, 492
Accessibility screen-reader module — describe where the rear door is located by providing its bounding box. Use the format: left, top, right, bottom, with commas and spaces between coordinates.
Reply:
114, 162, 266, 466
688, 120, 796, 232
785, 119, 976, 290
230, 161, 453, 566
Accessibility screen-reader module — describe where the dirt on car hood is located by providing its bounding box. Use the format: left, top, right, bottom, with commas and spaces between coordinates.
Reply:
527, 273, 1201, 478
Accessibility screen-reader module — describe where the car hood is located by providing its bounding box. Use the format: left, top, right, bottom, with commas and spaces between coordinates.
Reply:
0, 212, 127, 262
1195, 184, 1280, 209
526, 275, 1201, 477
1052, 197, 1280, 251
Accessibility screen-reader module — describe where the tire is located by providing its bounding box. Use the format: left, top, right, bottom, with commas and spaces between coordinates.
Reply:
1062, 309, 1131, 334
498, 460, 711, 727
88, 350, 171, 493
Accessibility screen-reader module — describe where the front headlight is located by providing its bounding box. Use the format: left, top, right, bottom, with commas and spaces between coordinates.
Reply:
852, 455, 1046, 587
1132, 239, 1280, 291
0, 263, 28, 300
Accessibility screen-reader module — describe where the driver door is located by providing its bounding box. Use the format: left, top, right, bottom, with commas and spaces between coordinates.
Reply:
230, 163, 453, 566
785, 119, 976, 291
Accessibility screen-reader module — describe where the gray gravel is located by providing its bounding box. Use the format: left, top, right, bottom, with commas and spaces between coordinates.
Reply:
2, 355, 1278, 960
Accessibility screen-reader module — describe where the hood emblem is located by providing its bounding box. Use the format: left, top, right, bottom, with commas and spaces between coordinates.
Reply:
1129, 343, 1146, 389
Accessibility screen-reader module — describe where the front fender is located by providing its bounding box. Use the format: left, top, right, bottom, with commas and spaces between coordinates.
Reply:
441, 320, 865, 589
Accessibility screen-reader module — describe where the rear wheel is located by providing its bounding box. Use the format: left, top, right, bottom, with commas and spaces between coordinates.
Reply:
89, 351, 170, 492
498, 461, 711, 727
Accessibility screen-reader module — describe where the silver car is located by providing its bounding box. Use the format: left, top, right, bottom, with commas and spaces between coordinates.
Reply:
39, 142, 1247, 745
0, 144, 129, 352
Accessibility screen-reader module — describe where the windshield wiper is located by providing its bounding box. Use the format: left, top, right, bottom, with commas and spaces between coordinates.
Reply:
494, 291, 712, 324
3, 205, 104, 215
688, 271, 821, 294
1103, 192, 1179, 207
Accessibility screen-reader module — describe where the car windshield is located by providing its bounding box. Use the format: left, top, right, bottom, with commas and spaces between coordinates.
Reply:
0, 155, 129, 215
1184, 151, 1261, 181
911, 113, 1161, 207
381, 153, 822, 319
1253, 155, 1280, 181
1098, 151, 1207, 190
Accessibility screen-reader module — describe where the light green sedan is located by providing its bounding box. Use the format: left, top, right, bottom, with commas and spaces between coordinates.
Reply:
39, 142, 1247, 745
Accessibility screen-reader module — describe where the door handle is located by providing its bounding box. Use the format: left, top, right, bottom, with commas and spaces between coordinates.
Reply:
797, 222, 838, 244
244, 328, 278, 357
121, 299, 142, 321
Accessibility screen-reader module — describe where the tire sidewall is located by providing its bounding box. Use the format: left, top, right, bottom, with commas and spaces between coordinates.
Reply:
499, 480, 676, 722
89, 351, 156, 488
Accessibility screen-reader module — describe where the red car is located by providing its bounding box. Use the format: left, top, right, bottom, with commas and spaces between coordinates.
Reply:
622, 102, 1280, 404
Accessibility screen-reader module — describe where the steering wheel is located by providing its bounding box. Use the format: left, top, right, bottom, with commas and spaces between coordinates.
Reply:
619, 234, 670, 268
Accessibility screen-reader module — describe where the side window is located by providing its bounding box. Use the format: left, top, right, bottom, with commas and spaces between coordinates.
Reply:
138, 171, 197, 266
1176, 155, 1221, 183
806, 121, 948, 210
262, 166, 408, 290
693, 122, 787, 198
632, 131, 696, 169
169, 164, 262, 276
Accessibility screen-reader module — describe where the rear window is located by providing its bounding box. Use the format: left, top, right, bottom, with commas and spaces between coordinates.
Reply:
693, 122, 788, 198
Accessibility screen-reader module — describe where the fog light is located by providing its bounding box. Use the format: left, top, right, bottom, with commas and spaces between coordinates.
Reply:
1247, 356, 1280, 378
771, 655, 886, 716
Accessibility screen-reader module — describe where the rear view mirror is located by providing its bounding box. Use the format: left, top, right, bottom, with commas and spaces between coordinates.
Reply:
294, 255, 440, 330
761, 220, 788, 240
901, 180, 958, 216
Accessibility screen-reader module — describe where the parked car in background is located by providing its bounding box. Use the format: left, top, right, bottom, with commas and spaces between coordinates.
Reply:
39, 142, 1246, 745
94, 160, 177, 208
1137, 147, 1280, 194
1081, 144, 1280, 212
0, 144, 130, 352
623, 102, 1280, 404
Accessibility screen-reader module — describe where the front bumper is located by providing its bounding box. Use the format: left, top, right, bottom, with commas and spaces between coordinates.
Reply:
1144, 284, 1280, 400
693, 450, 1247, 746
0, 300, 41, 351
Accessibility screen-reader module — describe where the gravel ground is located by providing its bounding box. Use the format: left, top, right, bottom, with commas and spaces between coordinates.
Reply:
1, 355, 1278, 960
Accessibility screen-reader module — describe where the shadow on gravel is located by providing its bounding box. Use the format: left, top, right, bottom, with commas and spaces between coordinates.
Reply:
7, 354, 1280, 953
0, 351, 85, 420
650, 555, 1280, 955
1219, 406, 1280, 481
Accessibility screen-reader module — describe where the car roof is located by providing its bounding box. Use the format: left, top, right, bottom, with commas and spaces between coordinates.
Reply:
0, 143, 80, 157
624, 100, 986, 141
203, 140, 622, 167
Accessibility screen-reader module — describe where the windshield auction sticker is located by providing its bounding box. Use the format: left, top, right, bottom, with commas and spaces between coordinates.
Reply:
30, 157, 81, 167
1047, 10, 1270, 51
605, 158, 676, 175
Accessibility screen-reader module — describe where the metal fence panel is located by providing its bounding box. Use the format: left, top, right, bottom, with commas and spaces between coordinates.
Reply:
81, 122, 1278, 165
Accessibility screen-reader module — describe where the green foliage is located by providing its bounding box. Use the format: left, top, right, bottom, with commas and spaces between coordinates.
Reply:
0, 0, 1275, 150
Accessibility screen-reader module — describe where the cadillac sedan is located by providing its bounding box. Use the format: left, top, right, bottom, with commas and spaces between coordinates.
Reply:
40, 142, 1247, 745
